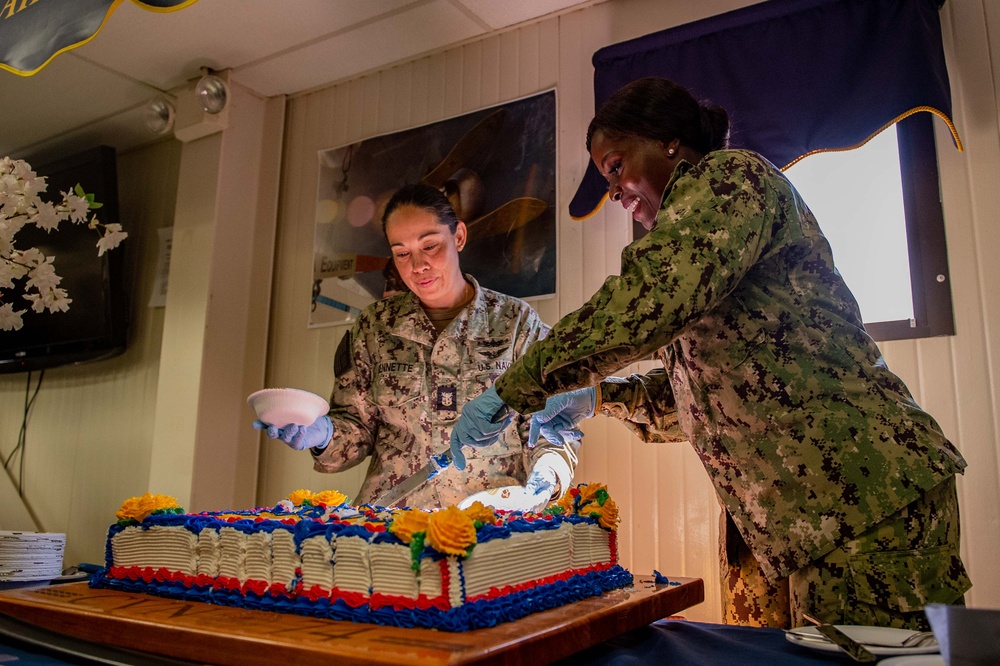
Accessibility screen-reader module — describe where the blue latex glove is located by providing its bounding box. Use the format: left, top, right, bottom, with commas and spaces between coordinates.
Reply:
449, 386, 513, 471
527, 387, 597, 448
253, 415, 333, 451
524, 463, 558, 498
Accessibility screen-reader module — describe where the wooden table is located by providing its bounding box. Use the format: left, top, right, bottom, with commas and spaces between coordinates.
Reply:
0, 576, 703, 665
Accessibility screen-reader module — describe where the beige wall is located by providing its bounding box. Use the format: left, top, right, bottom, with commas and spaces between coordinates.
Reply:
0, 138, 180, 566
260, 0, 1000, 622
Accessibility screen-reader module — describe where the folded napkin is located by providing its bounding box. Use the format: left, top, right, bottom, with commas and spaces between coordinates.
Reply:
925, 604, 1000, 666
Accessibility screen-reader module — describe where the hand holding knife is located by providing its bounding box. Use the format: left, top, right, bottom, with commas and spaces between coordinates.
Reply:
373, 451, 453, 508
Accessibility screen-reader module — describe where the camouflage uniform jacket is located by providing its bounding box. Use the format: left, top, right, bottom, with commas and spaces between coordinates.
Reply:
495, 150, 967, 581
313, 276, 577, 508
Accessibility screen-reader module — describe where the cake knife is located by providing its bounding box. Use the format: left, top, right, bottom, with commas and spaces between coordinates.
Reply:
373, 451, 453, 507
801, 613, 877, 662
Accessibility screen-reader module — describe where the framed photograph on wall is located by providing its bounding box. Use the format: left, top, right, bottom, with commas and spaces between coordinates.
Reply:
310, 89, 557, 327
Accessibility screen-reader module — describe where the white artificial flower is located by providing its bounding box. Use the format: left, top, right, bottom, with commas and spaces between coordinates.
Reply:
11, 160, 36, 182
27, 257, 61, 292
0, 260, 16, 289
0, 302, 24, 331
21, 292, 41, 312
24, 286, 71, 313
33, 200, 62, 231
65, 191, 90, 222
14, 247, 44, 268
96, 223, 128, 256
47, 288, 72, 313
0, 172, 18, 194
0, 217, 22, 246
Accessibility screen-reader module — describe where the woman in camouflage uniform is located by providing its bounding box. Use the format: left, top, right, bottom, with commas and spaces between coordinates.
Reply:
452, 77, 970, 630
256, 183, 577, 510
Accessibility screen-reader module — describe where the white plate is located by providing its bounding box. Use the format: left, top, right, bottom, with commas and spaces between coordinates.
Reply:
0, 531, 65, 543
457, 485, 548, 513
879, 656, 945, 666
0, 571, 90, 590
247, 388, 330, 428
785, 626, 940, 656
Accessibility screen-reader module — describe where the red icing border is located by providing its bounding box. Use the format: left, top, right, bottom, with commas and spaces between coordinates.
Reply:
464, 562, 614, 602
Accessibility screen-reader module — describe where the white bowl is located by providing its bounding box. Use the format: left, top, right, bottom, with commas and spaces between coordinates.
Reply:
247, 388, 330, 428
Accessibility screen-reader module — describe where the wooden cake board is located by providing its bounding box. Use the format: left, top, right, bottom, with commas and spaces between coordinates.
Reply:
0, 576, 703, 665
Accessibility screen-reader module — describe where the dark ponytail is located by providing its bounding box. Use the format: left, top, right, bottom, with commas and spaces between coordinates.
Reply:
699, 103, 731, 153
587, 77, 730, 155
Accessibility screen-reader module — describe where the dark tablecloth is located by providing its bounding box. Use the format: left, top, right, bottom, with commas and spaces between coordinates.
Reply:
1, 613, 924, 665
560, 618, 894, 665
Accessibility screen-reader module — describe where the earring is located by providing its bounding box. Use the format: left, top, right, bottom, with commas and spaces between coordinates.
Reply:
667, 148, 676, 157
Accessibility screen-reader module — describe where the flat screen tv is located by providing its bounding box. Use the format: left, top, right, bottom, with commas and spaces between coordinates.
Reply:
0, 145, 129, 374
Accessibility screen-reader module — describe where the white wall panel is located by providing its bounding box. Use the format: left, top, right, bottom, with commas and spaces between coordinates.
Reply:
262, 0, 1000, 623
0, 140, 179, 566
927, 0, 1000, 610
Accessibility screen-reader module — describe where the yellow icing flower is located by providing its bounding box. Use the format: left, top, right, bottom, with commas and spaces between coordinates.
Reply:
587, 496, 619, 529
425, 505, 477, 556
389, 509, 431, 544
555, 489, 577, 514
115, 493, 181, 523
288, 489, 313, 505
550, 483, 618, 529
577, 483, 609, 506
461, 501, 496, 525
310, 490, 347, 507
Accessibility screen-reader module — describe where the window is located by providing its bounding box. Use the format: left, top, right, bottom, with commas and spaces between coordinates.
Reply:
784, 114, 954, 341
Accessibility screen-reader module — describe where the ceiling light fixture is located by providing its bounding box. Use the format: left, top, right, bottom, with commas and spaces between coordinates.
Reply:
195, 68, 228, 114
143, 97, 175, 134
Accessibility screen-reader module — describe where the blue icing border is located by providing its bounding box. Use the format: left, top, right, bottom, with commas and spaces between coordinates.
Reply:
90, 566, 633, 632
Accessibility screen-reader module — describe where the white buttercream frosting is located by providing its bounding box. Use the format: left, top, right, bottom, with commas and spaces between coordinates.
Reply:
419, 556, 442, 600
218, 527, 247, 582
333, 536, 370, 595
463, 524, 575, 599
570, 522, 612, 568
270, 528, 298, 588
196, 528, 220, 577
244, 531, 272, 583
369, 542, 418, 598
111, 526, 197, 575
299, 534, 334, 591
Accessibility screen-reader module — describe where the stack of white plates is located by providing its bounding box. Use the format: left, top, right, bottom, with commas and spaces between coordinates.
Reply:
0, 530, 66, 585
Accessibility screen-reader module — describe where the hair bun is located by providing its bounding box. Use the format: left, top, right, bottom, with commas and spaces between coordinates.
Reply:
699, 103, 731, 153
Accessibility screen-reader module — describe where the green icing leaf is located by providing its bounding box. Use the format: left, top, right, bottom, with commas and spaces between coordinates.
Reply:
151, 508, 184, 517
542, 506, 565, 516
595, 488, 609, 506
409, 531, 426, 571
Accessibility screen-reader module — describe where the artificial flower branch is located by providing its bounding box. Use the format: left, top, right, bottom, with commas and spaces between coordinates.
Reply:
0, 156, 127, 332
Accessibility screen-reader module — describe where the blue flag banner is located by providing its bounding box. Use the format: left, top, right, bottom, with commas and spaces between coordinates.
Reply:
569, 0, 961, 220
0, 0, 198, 76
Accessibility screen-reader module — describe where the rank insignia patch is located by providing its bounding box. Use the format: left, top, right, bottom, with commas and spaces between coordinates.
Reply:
436, 386, 457, 411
